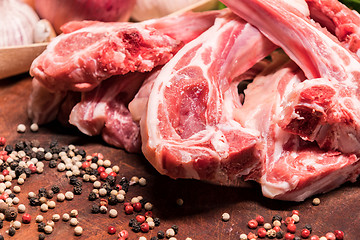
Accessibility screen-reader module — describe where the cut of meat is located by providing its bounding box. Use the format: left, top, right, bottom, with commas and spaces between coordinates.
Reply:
240, 52, 360, 201
69, 73, 146, 152
141, 12, 277, 183
305, 0, 360, 56
30, 10, 224, 93
221, 0, 360, 154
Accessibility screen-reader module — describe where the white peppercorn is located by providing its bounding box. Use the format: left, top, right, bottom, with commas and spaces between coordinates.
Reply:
62, 213, 70, 222
131, 197, 139, 204
93, 181, 101, 189
17, 204, 26, 213
148, 221, 155, 229
69, 218, 78, 226
5, 181, 11, 189
116, 194, 124, 202
103, 160, 111, 167
52, 214, 60, 222
47, 220, 55, 227
40, 203, 48, 212
65, 191, 74, 200
70, 209, 78, 218
13, 220, 21, 229
222, 213, 230, 222
48, 201, 56, 209
17, 124, 26, 133
112, 165, 119, 173
44, 225, 53, 234
166, 228, 175, 238
57, 163, 66, 172
99, 188, 107, 197
13, 186, 21, 193
130, 176, 139, 185
17, 178, 24, 185
30, 123, 39, 132
12, 197, 19, 205
89, 175, 97, 182
139, 177, 147, 186
57, 193, 65, 202
74, 226, 83, 236
144, 202, 153, 211
109, 209, 117, 218
36, 215, 44, 223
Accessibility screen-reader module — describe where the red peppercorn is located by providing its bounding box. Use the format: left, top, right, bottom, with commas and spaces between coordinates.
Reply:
285, 232, 295, 240
144, 211, 153, 218
256, 215, 265, 225
326, 232, 336, 240
100, 171, 108, 180
118, 230, 129, 239
247, 232, 257, 239
1, 192, 8, 201
97, 166, 105, 174
133, 202, 142, 212
301, 228, 311, 238
140, 222, 149, 233
248, 219, 258, 229
310, 235, 320, 240
0, 137, 6, 146
2, 155, 9, 161
124, 205, 134, 215
0, 151, 7, 156
82, 161, 90, 169
2, 170, 9, 176
285, 217, 295, 225
108, 226, 116, 234
273, 226, 281, 233
92, 153, 104, 159
292, 210, 299, 215
22, 213, 31, 223
334, 230, 344, 240
257, 227, 267, 238
136, 215, 145, 223
116, 184, 122, 190
109, 172, 117, 177
287, 223, 296, 233
29, 165, 37, 174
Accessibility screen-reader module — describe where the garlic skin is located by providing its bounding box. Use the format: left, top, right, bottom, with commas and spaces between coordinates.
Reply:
33, 19, 56, 43
0, 0, 39, 47
131, 0, 218, 21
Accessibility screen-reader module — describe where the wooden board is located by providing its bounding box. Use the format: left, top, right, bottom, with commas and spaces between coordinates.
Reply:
0, 74, 359, 239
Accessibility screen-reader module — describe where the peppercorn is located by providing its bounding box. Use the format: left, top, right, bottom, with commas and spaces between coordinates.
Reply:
51, 185, 60, 194
132, 222, 141, 233
24, 168, 32, 177
5, 207, 17, 221
108, 194, 117, 205
171, 225, 179, 235
4, 145, 13, 153
129, 218, 137, 227
88, 192, 97, 201
276, 231, 284, 239
272, 215, 282, 223
136, 215, 146, 223
141, 222, 150, 233
157, 230, 165, 239
125, 205, 134, 214
108, 226, 116, 234
248, 219, 258, 229
91, 204, 100, 214
0, 220, 3, 229
258, 227, 267, 238
106, 175, 115, 185
22, 213, 31, 223
334, 230, 344, 240
285, 217, 295, 225
133, 202, 142, 212
39, 233, 45, 240
153, 217, 161, 226
29, 197, 40, 206
73, 186, 82, 195
69, 176, 78, 185
119, 177, 129, 192
8, 226, 15, 236
49, 160, 57, 168
38, 222, 46, 232
301, 228, 310, 238
256, 215, 265, 225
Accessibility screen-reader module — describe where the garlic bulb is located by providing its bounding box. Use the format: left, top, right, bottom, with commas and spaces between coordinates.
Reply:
131, 0, 219, 21
0, 0, 39, 47
33, 19, 56, 43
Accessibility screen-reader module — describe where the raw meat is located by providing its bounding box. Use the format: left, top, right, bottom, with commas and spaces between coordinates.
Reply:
69, 73, 146, 152
221, 0, 360, 154
141, 12, 276, 183
240, 52, 360, 201
30, 10, 223, 92
306, 0, 360, 56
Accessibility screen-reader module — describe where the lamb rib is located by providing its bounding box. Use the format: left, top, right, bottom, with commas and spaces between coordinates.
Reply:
240, 52, 360, 201
305, 0, 360, 56
141, 12, 277, 183
30, 10, 223, 92
221, 0, 360, 154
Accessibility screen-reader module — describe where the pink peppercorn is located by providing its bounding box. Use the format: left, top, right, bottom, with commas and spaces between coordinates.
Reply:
256, 215, 265, 225
118, 230, 129, 239
133, 202, 142, 212
285, 217, 295, 225
109, 172, 117, 177
100, 171, 108, 180
284, 232, 294, 240
248, 219, 258, 229
247, 232, 257, 239
310, 235, 320, 240
273, 226, 281, 233
136, 215, 145, 223
97, 166, 105, 174
124, 205, 134, 215
22, 213, 31, 223
292, 210, 299, 215
144, 211, 153, 218
334, 230, 344, 240
326, 232, 336, 240
301, 229, 311, 238
82, 161, 90, 169
287, 223, 296, 233
257, 227, 267, 238
0, 137, 6, 146
108, 226, 116, 234
92, 153, 104, 159
140, 222, 149, 233
29, 164, 37, 174
2, 170, 9, 176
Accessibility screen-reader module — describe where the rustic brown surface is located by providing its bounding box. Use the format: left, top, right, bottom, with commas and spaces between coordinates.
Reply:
0, 74, 359, 239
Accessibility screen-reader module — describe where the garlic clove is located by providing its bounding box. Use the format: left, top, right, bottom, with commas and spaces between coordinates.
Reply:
33, 19, 56, 43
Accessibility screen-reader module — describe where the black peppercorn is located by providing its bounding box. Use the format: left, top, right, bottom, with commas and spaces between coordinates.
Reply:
36, 151, 45, 160
150, 237, 159, 240
38, 192, 46, 199
10, 161, 18, 170
157, 230, 165, 239
73, 186, 82, 195
171, 225, 179, 234
8, 193, 15, 199
69, 176, 77, 185
49, 160, 57, 168
46, 190, 54, 199
131, 222, 141, 233
49, 140, 58, 148
106, 175, 116, 186
39, 233, 46, 240
15, 141, 25, 151
139, 198, 148, 206
0, 234, 3, 240
77, 149, 86, 158
0, 220, 3, 229
276, 231, 283, 239
24, 168, 32, 177
304, 224, 312, 233
272, 214, 282, 223
38, 222, 46, 232
88, 192, 97, 201
8, 227, 15, 236
91, 204, 100, 214
15, 166, 25, 177
108, 195, 117, 205
119, 177, 129, 192
129, 218, 137, 227
51, 185, 60, 194
154, 217, 161, 227
4, 145, 13, 153
5, 207, 17, 221
39, 188, 47, 194
91, 156, 98, 163
29, 197, 40, 206
73, 180, 82, 187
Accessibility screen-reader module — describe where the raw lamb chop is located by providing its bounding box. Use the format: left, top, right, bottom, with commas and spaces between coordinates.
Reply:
30, 10, 224, 92
141, 12, 277, 183
239, 52, 360, 201
305, 0, 360, 56
221, 0, 360, 154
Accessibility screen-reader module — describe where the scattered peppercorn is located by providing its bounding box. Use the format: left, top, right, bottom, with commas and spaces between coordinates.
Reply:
272, 215, 282, 223
38, 233, 45, 240
334, 230, 344, 240
8, 226, 16, 236
312, 198, 321, 206
132, 222, 141, 233
91, 204, 100, 214
153, 217, 161, 227
22, 213, 31, 224
248, 219, 258, 229
157, 230, 165, 239
73, 186, 82, 195
38, 222, 46, 232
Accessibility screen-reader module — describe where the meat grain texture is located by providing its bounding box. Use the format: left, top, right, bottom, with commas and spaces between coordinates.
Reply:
29, 1, 360, 201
